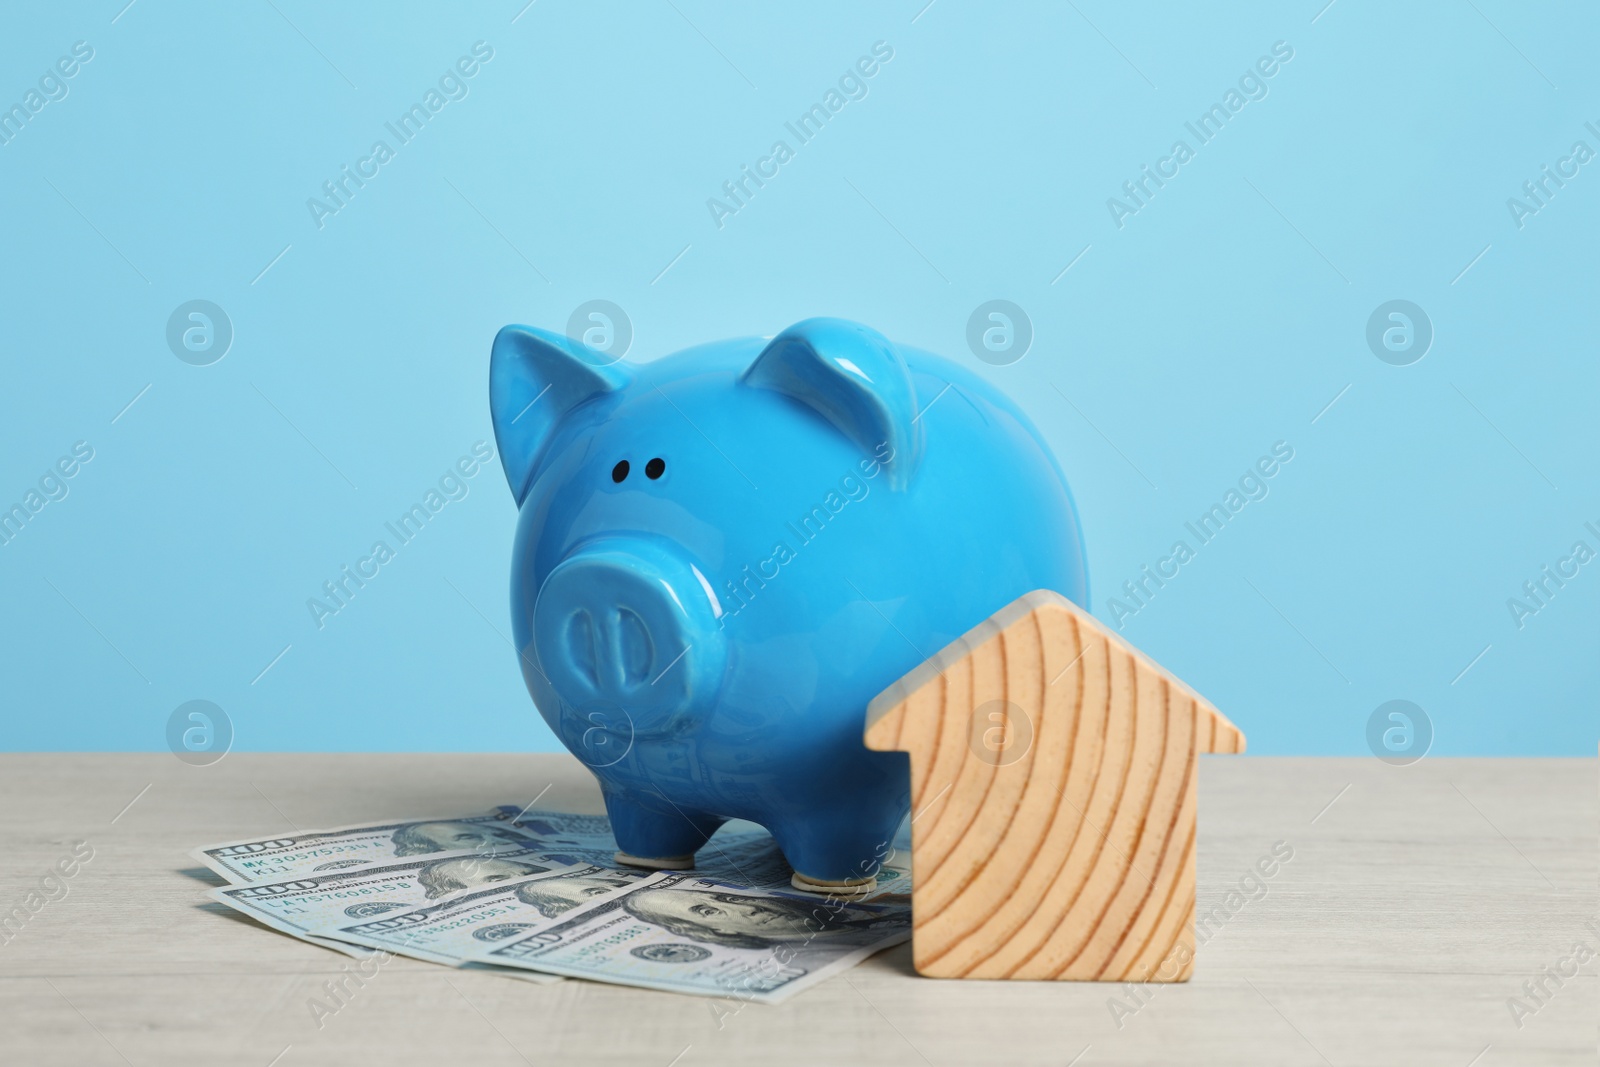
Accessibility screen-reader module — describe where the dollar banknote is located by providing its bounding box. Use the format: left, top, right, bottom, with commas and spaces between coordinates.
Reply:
491, 806, 915, 897
194, 811, 549, 883
197, 804, 911, 894
491, 806, 771, 876
470, 870, 912, 1003
322, 864, 655, 966
210, 845, 565, 946
198, 803, 914, 995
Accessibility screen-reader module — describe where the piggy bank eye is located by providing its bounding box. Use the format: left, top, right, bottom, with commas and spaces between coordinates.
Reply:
611, 460, 629, 483
645, 458, 665, 480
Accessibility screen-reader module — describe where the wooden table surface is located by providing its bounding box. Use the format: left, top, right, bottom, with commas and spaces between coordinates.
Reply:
0, 753, 1593, 1066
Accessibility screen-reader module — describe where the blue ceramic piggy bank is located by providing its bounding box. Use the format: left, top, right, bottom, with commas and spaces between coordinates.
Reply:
490, 317, 1087, 891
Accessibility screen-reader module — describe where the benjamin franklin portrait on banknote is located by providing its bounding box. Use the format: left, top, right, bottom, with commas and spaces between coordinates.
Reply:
390, 820, 533, 857
619, 885, 903, 951
415, 856, 554, 899
512, 870, 643, 918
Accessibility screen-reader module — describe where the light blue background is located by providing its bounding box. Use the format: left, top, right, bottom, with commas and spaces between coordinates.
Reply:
1, 1, 1594, 755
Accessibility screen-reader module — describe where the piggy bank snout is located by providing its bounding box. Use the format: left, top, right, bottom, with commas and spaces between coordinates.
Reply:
532, 542, 725, 734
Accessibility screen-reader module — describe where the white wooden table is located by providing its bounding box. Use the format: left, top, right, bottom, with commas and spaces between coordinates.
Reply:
0, 753, 1592, 1066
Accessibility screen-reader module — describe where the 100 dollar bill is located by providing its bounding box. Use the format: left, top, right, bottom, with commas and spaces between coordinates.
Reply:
194, 811, 548, 883
211, 846, 565, 943
472, 871, 912, 1003
322, 865, 656, 965
491, 807, 778, 880
199, 805, 911, 895
491, 806, 914, 896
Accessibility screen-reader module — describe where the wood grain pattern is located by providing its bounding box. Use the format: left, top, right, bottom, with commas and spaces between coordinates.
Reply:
865, 590, 1244, 981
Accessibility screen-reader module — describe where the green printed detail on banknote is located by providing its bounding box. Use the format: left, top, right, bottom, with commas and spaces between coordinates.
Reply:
493, 806, 912, 895
194, 812, 546, 883
211, 846, 565, 941
196, 806, 913, 998
323, 864, 656, 965
472, 871, 911, 1003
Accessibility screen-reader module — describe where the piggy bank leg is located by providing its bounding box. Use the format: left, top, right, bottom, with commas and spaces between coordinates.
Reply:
771, 802, 907, 896
604, 788, 724, 870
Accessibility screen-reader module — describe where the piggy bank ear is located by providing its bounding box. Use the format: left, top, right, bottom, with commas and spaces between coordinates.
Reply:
740, 318, 923, 488
490, 324, 630, 505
